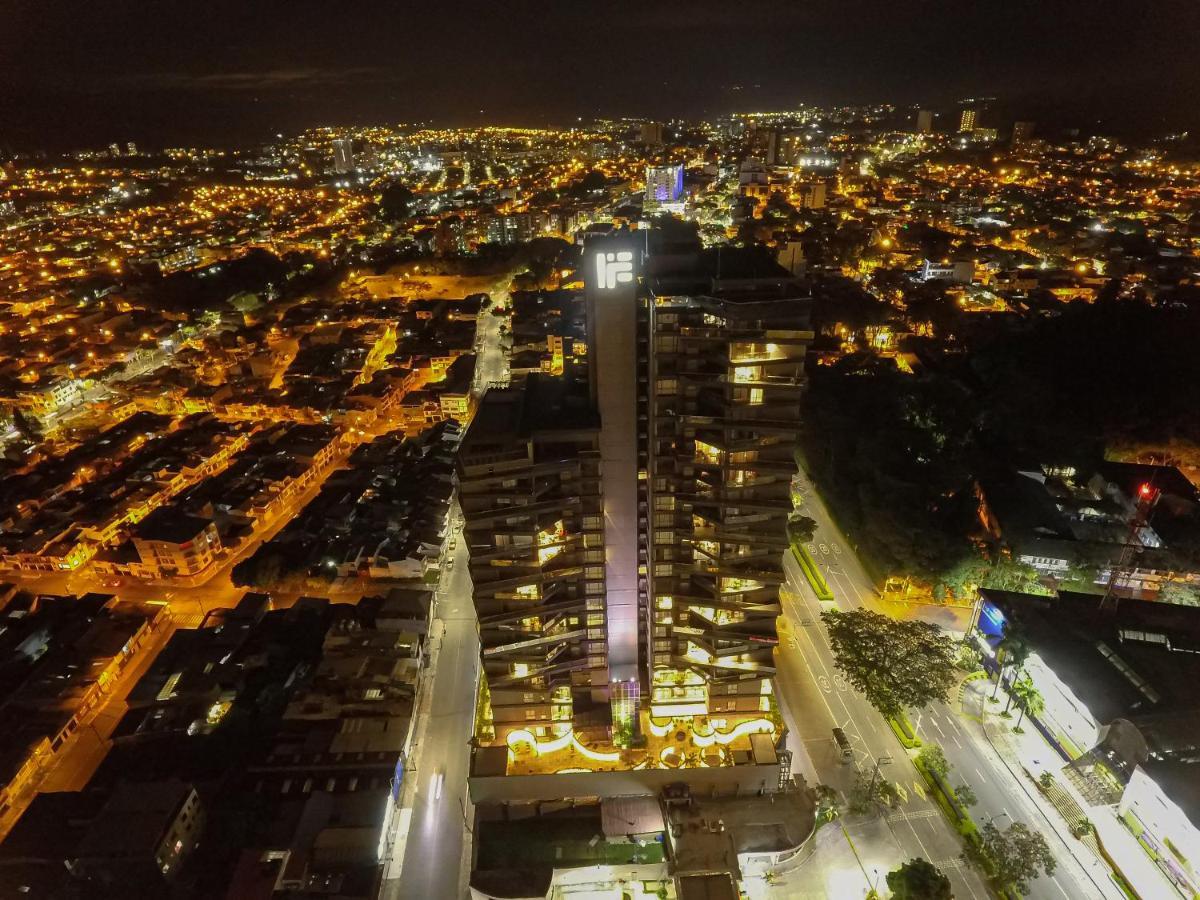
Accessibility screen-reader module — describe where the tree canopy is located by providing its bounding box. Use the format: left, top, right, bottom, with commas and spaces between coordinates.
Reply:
979, 821, 1056, 894
886, 858, 953, 900
800, 297, 1200, 592
786, 514, 817, 545
378, 182, 415, 221
822, 609, 958, 719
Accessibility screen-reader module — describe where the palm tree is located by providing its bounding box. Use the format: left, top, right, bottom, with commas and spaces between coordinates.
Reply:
992, 624, 1031, 700
1012, 677, 1044, 730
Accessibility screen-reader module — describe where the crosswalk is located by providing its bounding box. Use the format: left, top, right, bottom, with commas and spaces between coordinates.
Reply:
886, 807, 940, 824
933, 857, 967, 871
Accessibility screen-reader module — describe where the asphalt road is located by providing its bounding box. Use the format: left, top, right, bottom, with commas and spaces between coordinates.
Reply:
471, 288, 510, 396
381, 281, 509, 900
381, 524, 479, 900
776, 550, 990, 900
783, 468, 1112, 900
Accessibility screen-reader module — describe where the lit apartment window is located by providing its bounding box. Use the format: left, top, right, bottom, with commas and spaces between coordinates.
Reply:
695, 440, 723, 464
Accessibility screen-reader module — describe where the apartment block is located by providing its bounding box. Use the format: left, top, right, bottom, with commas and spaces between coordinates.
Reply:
461, 226, 811, 751
642, 246, 812, 718
457, 378, 609, 741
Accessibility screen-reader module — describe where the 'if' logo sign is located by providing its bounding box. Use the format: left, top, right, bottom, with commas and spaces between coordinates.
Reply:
594, 251, 634, 290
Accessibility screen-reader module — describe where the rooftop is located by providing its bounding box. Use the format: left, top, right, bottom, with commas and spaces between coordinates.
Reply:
133, 506, 213, 544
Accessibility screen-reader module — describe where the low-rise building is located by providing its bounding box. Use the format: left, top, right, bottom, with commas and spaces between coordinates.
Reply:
73, 779, 205, 886
132, 507, 223, 578
974, 588, 1200, 899
0, 595, 168, 827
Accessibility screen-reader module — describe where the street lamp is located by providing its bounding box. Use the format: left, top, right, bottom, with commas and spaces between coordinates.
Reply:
984, 811, 1012, 829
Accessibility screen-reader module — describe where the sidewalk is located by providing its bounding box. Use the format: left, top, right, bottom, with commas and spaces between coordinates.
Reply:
961, 677, 1133, 900
743, 817, 906, 900
380, 604, 446, 882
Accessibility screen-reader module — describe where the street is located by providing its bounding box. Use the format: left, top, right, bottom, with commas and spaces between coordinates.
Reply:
776, 467, 1118, 899
471, 284, 510, 396
379, 518, 479, 900
775, 550, 990, 900
379, 277, 509, 899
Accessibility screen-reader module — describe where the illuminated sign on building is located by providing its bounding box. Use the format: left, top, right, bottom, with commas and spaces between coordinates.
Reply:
594, 250, 634, 290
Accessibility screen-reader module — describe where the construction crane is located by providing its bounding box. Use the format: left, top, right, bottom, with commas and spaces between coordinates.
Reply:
1099, 481, 1160, 614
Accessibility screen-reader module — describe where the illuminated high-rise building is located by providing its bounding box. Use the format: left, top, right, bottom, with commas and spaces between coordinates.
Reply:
916, 109, 935, 133
332, 138, 355, 174
460, 228, 811, 748
644, 164, 684, 213
958, 108, 977, 133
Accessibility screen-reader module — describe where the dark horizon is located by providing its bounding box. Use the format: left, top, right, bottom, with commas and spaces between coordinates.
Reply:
3, 0, 1199, 151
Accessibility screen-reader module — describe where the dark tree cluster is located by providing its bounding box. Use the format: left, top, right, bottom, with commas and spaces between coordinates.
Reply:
801, 296, 1200, 587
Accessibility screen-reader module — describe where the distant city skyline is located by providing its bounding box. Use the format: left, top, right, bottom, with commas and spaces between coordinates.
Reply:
2, 0, 1198, 150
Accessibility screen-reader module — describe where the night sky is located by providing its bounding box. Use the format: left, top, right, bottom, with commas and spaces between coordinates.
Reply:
2, 0, 1198, 150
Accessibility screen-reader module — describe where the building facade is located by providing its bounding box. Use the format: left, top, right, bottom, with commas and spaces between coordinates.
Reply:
641, 247, 811, 721
332, 138, 355, 174
644, 164, 685, 214
460, 228, 811, 748
457, 379, 610, 741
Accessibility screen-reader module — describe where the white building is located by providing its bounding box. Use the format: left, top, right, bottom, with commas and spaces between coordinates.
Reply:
332, 138, 355, 174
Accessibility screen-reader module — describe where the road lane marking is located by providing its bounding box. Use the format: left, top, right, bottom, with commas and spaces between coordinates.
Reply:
1051, 875, 1070, 899
780, 593, 986, 893
975, 767, 987, 784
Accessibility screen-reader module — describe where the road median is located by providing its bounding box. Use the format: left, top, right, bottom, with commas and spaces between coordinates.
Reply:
791, 541, 835, 602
